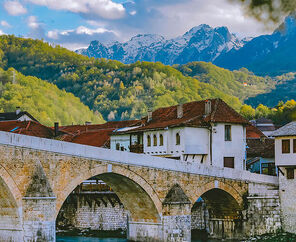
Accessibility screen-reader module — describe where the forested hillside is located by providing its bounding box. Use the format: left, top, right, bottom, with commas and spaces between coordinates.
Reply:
176, 62, 276, 101
0, 35, 242, 121
0, 67, 104, 126
245, 72, 296, 107
1, 35, 296, 125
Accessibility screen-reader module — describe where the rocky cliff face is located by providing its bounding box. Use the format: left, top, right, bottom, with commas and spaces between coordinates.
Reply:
77, 24, 245, 64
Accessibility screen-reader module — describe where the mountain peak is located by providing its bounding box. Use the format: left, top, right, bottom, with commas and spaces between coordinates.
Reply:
274, 12, 296, 35
77, 24, 247, 64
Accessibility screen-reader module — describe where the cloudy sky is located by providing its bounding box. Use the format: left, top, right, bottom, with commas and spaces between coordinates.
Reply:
0, 0, 279, 50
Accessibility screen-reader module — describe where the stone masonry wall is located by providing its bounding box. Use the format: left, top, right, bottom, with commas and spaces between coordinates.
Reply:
57, 195, 127, 231
244, 183, 282, 236
191, 202, 209, 230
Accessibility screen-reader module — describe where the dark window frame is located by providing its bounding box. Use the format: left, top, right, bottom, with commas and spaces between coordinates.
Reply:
147, 135, 151, 147
224, 157, 234, 168
176, 132, 180, 145
282, 139, 290, 154
287, 168, 294, 179
160, 134, 164, 146
225, 125, 231, 141
153, 134, 157, 146
293, 139, 296, 153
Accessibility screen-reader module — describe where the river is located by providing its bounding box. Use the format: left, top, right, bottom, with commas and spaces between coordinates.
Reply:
56, 235, 213, 242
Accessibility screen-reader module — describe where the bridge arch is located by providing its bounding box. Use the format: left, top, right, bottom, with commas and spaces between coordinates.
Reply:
191, 180, 243, 207
191, 180, 245, 239
0, 166, 23, 241
55, 164, 162, 222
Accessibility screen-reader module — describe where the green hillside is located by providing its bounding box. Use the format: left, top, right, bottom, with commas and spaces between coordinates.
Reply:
175, 62, 277, 101
0, 67, 104, 126
0, 35, 242, 121
245, 72, 296, 107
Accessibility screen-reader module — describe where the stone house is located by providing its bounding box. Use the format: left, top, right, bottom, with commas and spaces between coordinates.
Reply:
110, 98, 249, 170
272, 121, 296, 233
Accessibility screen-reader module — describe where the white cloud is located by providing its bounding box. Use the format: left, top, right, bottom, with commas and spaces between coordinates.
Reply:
0, 30, 6, 35
1, 20, 11, 28
155, 0, 272, 38
4, 1, 27, 16
27, 0, 125, 20
26, 16, 45, 39
27, 16, 40, 29
46, 26, 119, 50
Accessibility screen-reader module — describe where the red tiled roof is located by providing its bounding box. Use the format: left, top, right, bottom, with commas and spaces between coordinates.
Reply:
116, 99, 249, 133
64, 129, 113, 148
0, 121, 57, 138
246, 125, 265, 138
59, 120, 141, 133
60, 120, 142, 148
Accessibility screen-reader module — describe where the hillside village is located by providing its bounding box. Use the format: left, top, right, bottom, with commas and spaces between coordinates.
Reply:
0, 99, 276, 175
1, 99, 296, 241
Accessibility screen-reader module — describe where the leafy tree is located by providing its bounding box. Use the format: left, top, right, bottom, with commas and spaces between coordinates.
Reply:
240, 104, 255, 120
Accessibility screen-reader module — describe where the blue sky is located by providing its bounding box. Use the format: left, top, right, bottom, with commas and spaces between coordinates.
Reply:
0, 0, 274, 50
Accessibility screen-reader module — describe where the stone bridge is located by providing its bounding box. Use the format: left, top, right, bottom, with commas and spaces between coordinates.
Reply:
0, 131, 280, 242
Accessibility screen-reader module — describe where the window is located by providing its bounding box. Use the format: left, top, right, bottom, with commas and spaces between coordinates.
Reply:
176, 133, 180, 145
294, 139, 296, 153
147, 135, 151, 147
261, 163, 276, 176
287, 168, 294, 179
224, 157, 234, 168
153, 134, 157, 146
282, 139, 290, 153
225, 125, 231, 141
116, 143, 120, 150
160, 134, 163, 146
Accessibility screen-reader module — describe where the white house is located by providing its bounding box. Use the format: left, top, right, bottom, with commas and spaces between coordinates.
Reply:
272, 121, 296, 233
110, 99, 249, 170
0, 107, 38, 122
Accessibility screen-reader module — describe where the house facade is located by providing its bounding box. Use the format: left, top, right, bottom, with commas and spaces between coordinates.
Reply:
272, 121, 296, 233
110, 99, 249, 170
0, 108, 38, 122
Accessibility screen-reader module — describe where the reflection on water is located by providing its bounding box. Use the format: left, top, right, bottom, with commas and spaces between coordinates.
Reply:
57, 235, 216, 242
56, 236, 127, 242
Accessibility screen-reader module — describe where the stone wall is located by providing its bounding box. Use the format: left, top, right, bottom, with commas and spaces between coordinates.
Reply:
57, 194, 127, 232
191, 202, 209, 230
244, 182, 282, 236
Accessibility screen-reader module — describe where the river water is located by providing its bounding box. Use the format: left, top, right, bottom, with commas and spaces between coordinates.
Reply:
57, 235, 209, 242
57, 236, 127, 242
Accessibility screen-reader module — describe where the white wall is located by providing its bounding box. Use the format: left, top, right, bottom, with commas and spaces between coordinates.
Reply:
110, 134, 130, 151
279, 169, 296, 233
17, 114, 32, 121
143, 130, 169, 156
211, 124, 246, 170
143, 127, 209, 162
275, 136, 296, 166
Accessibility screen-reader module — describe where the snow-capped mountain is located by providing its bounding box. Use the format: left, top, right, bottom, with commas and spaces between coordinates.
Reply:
76, 24, 246, 65
214, 13, 296, 75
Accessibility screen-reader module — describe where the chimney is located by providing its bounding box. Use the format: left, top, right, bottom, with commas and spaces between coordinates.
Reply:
177, 104, 183, 119
147, 109, 153, 122
16, 107, 21, 115
54, 122, 59, 137
205, 100, 211, 115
